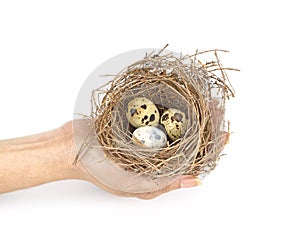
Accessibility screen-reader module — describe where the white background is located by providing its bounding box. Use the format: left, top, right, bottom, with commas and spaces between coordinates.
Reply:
0, 0, 299, 239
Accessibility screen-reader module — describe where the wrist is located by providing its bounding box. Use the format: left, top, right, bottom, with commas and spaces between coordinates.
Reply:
60, 121, 87, 180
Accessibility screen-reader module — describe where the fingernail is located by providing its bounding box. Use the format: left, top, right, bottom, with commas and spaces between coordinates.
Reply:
180, 177, 202, 188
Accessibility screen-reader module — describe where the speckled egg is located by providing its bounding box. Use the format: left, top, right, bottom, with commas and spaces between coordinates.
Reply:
126, 97, 160, 128
160, 108, 187, 141
132, 126, 167, 149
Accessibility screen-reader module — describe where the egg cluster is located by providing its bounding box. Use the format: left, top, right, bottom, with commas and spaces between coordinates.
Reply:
126, 97, 187, 149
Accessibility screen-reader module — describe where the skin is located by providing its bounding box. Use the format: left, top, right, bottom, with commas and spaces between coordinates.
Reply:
0, 121, 201, 200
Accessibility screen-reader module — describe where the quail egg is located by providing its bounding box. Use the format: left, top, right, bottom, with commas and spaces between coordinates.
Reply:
160, 108, 187, 141
126, 97, 160, 128
132, 126, 167, 149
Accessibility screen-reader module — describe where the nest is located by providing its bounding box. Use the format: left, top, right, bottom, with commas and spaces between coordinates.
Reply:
76, 47, 236, 179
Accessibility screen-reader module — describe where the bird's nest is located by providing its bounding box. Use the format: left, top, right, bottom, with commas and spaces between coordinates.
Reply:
75, 47, 236, 179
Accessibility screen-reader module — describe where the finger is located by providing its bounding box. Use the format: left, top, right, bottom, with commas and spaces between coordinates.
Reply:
179, 175, 202, 188
136, 175, 201, 200
224, 132, 230, 144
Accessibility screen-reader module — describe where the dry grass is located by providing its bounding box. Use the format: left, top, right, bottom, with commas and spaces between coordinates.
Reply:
75, 46, 237, 179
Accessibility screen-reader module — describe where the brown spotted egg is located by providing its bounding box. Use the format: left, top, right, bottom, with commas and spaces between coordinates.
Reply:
126, 97, 160, 128
160, 108, 187, 141
132, 126, 167, 149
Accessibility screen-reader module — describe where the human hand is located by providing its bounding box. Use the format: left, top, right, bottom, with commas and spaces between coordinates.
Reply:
0, 120, 201, 199
74, 96, 229, 198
